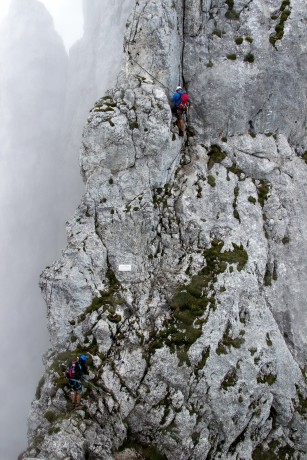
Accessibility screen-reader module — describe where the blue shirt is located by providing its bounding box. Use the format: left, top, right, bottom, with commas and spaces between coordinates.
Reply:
171, 90, 191, 107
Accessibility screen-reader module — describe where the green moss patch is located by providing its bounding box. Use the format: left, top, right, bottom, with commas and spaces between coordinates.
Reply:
86, 337, 99, 355
233, 185, 240, 222
91, 96, 117, 113
196, 184, 203, 198
129, 121, 139, 130
106, 118, 115, 127
269, 0, 291, 47
273, 264, 278, 281
44, 411, 75, 437
107, 313, 122, 323
252, 442, 295, 460
152, 183, 172, 209
213, 29, 225, 38
221, 368, 238, 390
104, 101, 117, 107
148, 240, 248, 363
227, 53, 237, 60
44, 410, 57, 423
264, 265, 272, 286
119, 439, 167, 460
216, 322, 245, 355
248, 196, 256, 204
208, 175, 216, 187
244, 52, 255, 63
256, 179, 271, 207
266, 333, 273, 347
205, 239, 248, 272
84, 266, 121, 316
48, 426, 61, 435
101, 95, 114, 101
227, 163, 244, 180
28, 434, 44, 455
207, 144, 227, 170
277, 445, 296, 459
225, 0, 240, 19
294, 384, 307, 418
195, 347, 210, 376
257, 373, 277, 385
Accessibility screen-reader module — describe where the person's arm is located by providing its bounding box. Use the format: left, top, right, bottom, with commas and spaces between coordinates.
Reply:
74, 365, 81, 380
82, 363, 89, 375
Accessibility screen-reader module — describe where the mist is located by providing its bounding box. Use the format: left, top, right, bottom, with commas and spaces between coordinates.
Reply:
0, 0, 134, 458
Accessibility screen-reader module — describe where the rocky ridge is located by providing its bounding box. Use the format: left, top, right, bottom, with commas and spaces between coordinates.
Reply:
22, 0, 307, 459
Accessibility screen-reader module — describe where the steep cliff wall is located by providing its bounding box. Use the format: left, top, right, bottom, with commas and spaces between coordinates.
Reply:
22, 1, 307, 459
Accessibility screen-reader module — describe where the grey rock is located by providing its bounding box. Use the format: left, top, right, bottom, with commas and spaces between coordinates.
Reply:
23, 0, 307, 459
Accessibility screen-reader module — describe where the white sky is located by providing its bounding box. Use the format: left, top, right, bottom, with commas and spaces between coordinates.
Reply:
0, 0, 84, 50
0, 0, 10, 19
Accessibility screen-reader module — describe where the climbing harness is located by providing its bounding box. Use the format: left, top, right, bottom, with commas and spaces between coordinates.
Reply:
68, 378, 84, 393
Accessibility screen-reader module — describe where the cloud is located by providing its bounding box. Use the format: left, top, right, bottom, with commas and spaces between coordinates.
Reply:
0, 0, 10, 20
0, 0, 84, 50
40, 0, 84, 50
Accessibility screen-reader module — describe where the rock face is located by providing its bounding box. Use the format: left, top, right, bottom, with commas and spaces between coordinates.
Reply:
22, 1, 307, 459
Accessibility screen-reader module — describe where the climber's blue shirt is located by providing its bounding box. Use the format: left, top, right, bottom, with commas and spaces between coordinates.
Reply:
171, 90, 185, 106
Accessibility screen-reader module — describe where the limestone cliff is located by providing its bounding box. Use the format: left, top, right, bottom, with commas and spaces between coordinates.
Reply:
21, 1, 307, 459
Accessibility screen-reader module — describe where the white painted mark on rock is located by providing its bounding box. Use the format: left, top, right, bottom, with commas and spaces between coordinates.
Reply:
118, 264, 132, 271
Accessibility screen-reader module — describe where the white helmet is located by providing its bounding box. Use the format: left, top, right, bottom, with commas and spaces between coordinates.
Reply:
176, 86, 182, 91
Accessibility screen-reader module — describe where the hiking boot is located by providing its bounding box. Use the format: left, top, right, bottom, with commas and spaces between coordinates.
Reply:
179, 130, 184, 137
74, 403, 85, 409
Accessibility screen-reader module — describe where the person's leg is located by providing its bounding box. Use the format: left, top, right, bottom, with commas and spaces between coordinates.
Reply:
76, 392, 82, 405
69, 380, 79, 404
75, 381, 84, 406
176, 109, 185, 135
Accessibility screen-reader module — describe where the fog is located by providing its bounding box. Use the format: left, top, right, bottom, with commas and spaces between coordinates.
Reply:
0, 0, 133, 458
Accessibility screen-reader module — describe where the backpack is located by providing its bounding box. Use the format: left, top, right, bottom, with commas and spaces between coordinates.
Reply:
65, 360, 79, 379
178, 93, 189, 110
